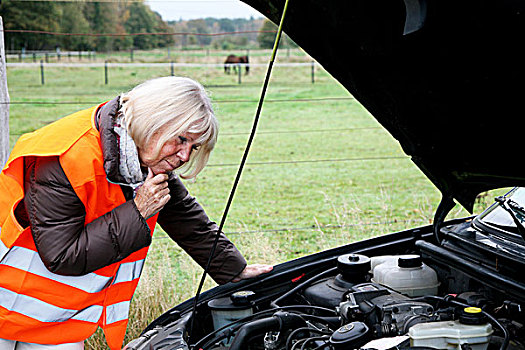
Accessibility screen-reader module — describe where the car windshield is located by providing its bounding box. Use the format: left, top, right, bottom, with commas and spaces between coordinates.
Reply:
475, 187, 525, 239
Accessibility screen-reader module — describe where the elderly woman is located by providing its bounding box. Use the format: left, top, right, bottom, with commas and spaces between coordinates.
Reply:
0, 76, 272, 350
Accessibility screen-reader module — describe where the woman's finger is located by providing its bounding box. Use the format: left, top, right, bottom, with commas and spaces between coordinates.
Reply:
147, 167, 154, 180
149, 173, 169, 185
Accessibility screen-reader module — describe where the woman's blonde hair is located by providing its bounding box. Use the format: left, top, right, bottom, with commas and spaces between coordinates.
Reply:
120, 76, 218, 179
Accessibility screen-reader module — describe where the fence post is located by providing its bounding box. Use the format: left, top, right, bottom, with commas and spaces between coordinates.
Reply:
170, 61, 174, 76
78, 50, 81, 61
40, 60, 45, 85
0, 17, 10, 167
311, 60, 315, 84
104, 60, 108, 85
45, 52, 49, 63
237, 63, 242, 84
32, 52, 36, 63
130, 47, 134, 62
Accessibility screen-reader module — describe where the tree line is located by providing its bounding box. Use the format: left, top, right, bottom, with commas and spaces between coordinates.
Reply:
168, 17, 263, 50
0, 1, 293, 52
0, 1, 173, 51
168, 17, 296, 50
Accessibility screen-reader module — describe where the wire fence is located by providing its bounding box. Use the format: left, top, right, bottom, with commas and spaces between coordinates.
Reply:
5, 48, 301, 62
7, 61, 319, 85
7, 62, 312, 68
6, 50, 97, 62
8, 123, 378, 137
153, 218, 431, 239
2, 29, 275, 37
2, 96, 355, 106
205, 156, 408, 168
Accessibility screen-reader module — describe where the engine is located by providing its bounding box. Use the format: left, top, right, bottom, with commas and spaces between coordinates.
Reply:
195, 254, 524, 350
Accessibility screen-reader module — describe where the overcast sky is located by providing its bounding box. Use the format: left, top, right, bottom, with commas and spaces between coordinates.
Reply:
145, 0, 264, 21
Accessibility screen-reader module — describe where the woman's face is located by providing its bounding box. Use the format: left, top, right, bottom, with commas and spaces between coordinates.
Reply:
138, 131, 202, 175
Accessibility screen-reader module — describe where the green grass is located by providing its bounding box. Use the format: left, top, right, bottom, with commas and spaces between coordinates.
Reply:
5, 49, 504, 348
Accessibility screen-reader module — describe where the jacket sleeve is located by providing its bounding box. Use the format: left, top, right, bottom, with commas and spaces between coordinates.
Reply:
158, 176, 247, 285
22, 156, 152, 276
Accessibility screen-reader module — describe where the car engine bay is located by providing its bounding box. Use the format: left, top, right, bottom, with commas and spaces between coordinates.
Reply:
125, 219, 525, 350
198, 256, 522, 350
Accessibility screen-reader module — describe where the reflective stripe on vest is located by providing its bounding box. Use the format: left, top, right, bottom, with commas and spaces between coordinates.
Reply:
0, 286, 131, 325
106, 301, 130, 324
0, 286, 103, 323
113, 259, 145, 285
0, 245, 145, 292
0, 246, 113, 293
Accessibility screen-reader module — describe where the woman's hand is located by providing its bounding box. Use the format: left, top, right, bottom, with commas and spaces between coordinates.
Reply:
134, 168, 171, 219
232, 264, 273, 282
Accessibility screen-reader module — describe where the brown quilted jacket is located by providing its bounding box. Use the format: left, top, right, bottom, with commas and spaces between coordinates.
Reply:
14, 98, 246, 284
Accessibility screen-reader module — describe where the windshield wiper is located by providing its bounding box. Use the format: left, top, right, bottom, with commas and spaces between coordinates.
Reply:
495, 196, 525, 239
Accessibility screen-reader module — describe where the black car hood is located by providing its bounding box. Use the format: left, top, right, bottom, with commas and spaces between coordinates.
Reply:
242, 0, 525, 213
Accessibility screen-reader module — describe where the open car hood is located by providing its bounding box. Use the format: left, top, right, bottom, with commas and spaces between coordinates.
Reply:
242, 0, 525, 213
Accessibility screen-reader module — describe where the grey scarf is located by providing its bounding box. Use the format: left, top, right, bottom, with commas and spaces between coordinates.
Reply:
114, 112, 145, 191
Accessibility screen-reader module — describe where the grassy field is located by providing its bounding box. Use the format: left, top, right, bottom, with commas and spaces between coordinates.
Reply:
5, 49, 500, 348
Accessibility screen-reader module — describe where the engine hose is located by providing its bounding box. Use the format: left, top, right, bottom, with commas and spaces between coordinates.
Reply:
300, 315, 341, 329
229, 317, 281, 350
229, 311, 306, 350
193, 305, 338, 350
422, 295, 509, 350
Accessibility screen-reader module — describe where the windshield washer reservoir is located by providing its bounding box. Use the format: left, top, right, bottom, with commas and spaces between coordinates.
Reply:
371, 255, 439, 297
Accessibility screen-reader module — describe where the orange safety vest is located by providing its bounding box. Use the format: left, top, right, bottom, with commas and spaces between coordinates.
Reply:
0, 103, 157, 349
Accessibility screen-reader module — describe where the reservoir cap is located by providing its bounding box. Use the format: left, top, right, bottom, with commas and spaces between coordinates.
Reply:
459, 307, 487, 325
337, 254, 371, 281
398, 256, 422, 268
230, 290, 255, 306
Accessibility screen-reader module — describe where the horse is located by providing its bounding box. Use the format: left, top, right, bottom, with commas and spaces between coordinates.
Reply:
224, 54, 250, 75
